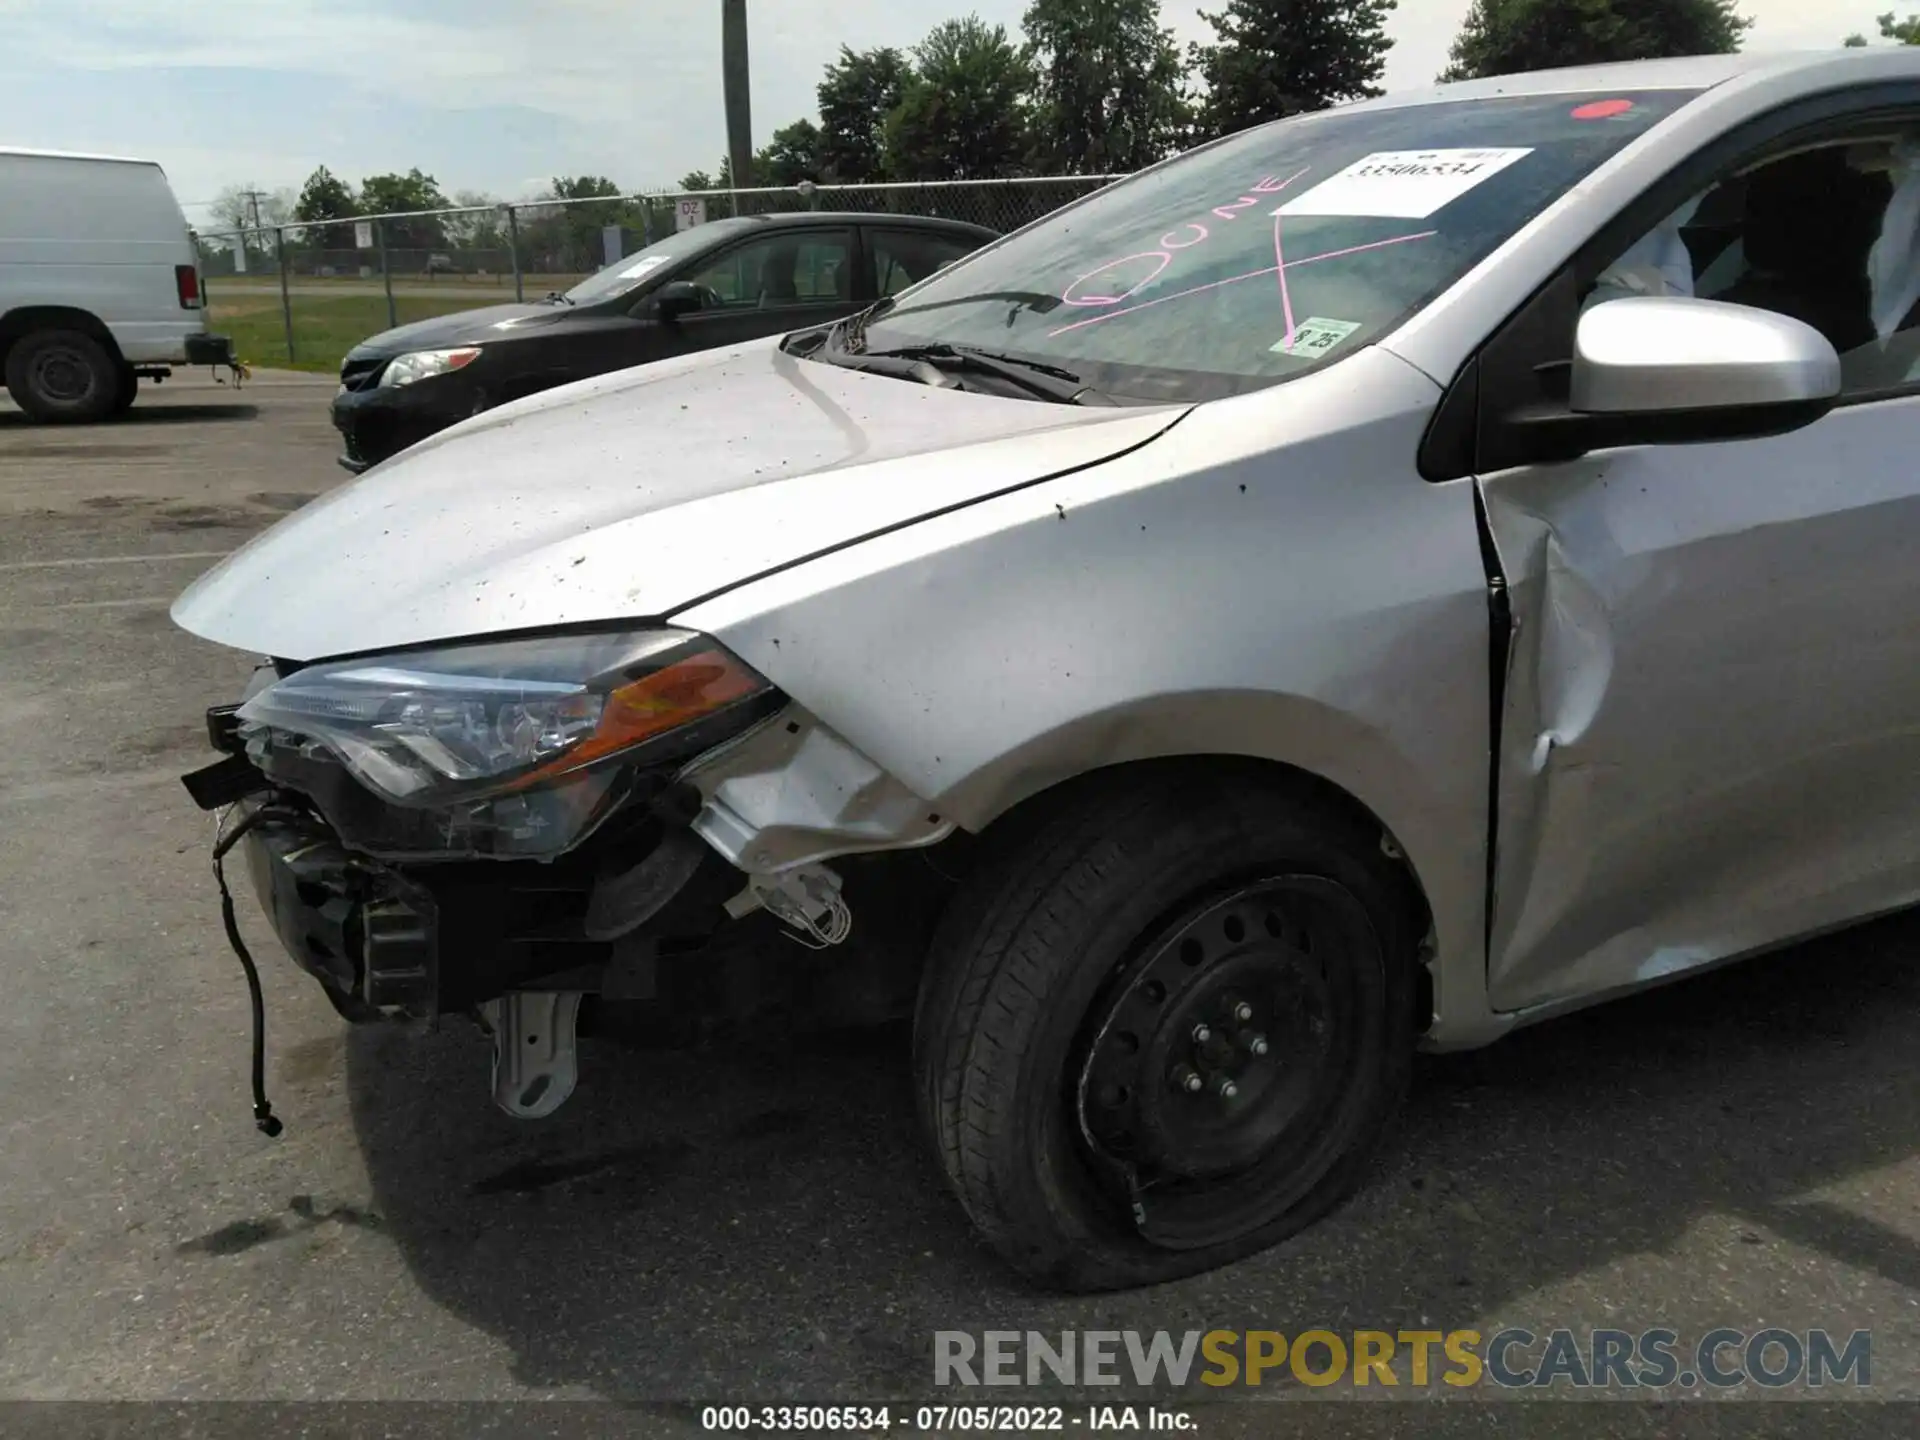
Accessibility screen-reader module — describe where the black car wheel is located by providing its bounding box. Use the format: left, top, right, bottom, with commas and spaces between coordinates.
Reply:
913, 762, 1422, 1291
5, 329, 122, 424
109, 366, 138, 417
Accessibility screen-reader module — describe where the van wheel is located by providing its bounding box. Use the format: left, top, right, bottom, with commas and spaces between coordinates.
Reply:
5, 330, 121, 423
109, 366, 138, 416
912, 764, 1419, 1291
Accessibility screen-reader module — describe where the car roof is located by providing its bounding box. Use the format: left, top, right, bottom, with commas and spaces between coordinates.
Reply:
737, 210, 997, 237
1350, 48, 1920, 113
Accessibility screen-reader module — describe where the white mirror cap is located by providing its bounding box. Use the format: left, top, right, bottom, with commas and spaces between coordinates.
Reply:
1572, 295, 1842, 415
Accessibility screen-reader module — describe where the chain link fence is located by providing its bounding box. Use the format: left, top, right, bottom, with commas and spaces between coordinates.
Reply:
193, 175, 1123, 371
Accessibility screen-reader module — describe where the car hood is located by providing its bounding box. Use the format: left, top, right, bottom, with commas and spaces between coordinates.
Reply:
346, 301, 573, 358
173, 339, 1187, 661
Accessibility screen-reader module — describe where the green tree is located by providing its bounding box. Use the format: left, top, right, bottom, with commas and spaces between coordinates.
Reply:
884, 16, 1035, 180
679, 154, 744, 191
1441, 0, 1750, 82
817, 45, 915, 182
293, 165, 356, 246
357, 168, 450, 249
551, 174, 622, 201
543, 175, 627, 273
757, 119, 825, 185
1859, 8, 1920, 43
1022, 0, 1190, 173
294, 166, 354, 221
1189, 0, 1396, 141
1882, 7, 1920, 41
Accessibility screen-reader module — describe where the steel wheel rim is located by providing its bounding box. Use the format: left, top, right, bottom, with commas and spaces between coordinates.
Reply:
1072, 873, 1385, 1250
31, 345, 97, 405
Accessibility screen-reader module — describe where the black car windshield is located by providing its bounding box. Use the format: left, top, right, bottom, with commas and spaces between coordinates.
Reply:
563, 218, 756, 304
855, 91, 1700, 403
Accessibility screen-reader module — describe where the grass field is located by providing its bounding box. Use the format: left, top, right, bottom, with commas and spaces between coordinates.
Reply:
209, 291, 504, 374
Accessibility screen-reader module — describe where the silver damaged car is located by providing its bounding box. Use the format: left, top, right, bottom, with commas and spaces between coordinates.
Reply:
174, 50, 1920, 1289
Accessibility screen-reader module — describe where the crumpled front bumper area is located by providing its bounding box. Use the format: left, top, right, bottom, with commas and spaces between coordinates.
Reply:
185, 696, 965, 1125
236, 801, 745, 1026
241, 812, 436, 1023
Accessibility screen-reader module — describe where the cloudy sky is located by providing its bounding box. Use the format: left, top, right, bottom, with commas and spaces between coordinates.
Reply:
0, 0, 1886, 220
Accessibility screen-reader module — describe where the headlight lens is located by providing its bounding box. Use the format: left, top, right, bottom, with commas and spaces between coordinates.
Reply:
237, 628, 768, 807
378, 347, 482, 388
234, 629, 772, 860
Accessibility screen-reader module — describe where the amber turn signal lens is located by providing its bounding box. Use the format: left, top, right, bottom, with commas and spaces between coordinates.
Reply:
510, 648, 765, 788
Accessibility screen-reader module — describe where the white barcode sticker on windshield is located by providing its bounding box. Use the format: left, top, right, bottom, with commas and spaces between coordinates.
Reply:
618, 255, 671, 279
1272, 317, 1362, 357
1276, 148, 1533, 219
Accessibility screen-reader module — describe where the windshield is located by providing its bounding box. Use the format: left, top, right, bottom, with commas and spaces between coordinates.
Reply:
563, 218, 755, 304
856, 91, 1700, 403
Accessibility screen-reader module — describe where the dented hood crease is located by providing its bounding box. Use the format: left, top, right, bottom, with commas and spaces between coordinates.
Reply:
171, 340, 1187, 660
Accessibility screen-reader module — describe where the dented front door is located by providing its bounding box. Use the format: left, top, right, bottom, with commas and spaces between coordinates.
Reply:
1479, 393, 1920, 1012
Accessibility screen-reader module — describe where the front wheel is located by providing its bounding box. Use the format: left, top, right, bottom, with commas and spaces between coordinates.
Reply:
5, 329, 122, 423
912, 764, 1421, 1291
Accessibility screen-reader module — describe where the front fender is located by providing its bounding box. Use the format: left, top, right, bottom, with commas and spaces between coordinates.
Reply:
930, 689, 1442, 865
674, 347, 1500, 1045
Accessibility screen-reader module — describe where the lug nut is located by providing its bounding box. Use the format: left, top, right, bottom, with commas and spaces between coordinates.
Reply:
1191, 1023, 1213, 1044
1215, 1076, 1239, 1100
1232, 1001, 1254, 1023
1171, 1063, 1204, 1095
1246, 1034, 1270, 1056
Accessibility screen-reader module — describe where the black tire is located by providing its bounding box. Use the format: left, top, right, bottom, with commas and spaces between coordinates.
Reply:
109, 366, 138, 416
4, 329, 121, 423
912, 762, 1421, 1291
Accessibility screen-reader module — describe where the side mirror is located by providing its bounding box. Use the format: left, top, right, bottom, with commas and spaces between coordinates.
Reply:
652, 281, 703, 322
1571, 295, 1840, 429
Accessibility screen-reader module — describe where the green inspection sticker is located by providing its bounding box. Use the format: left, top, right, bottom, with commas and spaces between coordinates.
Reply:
1272, 317, 1362, 356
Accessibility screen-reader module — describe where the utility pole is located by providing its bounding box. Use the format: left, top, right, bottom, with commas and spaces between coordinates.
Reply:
240, 187, 269, 274
722, 0, 753, 194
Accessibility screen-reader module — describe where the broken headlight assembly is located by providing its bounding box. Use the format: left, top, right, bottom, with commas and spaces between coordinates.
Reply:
236, 628, 775, 860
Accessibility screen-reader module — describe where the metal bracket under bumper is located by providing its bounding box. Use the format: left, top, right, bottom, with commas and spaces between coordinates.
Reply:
479, 991, 583, 1119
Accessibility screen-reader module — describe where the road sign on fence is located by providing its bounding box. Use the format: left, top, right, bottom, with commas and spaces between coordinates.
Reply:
676, 198, 707, 231
354, 220, 374, 249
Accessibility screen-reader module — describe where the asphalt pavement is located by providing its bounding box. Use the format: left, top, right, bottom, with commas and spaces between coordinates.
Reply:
1, 372, 1918, 1431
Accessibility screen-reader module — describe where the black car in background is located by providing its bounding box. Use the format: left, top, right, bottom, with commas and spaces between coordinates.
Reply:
329, 212, 997, 471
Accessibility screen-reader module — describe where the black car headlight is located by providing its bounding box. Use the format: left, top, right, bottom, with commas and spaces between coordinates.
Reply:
235, 628, 772, 860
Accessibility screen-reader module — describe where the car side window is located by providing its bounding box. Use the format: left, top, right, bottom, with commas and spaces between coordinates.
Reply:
1584, 129, 1920, 398
682, 229, 855, 311
869, 228, 980, 296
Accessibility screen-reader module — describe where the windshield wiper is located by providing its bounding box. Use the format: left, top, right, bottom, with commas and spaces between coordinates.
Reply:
542, 291, 575, 306
860, 342, 1111, 405
839, 295, 897, 353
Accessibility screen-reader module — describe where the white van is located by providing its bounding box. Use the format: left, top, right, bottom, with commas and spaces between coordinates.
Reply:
0, 146, 237, 422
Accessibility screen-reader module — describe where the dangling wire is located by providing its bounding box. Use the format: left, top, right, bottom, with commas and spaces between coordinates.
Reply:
211, 808, 283, 1138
